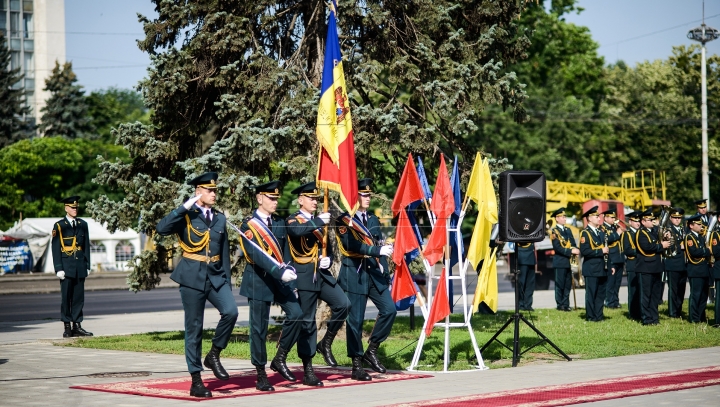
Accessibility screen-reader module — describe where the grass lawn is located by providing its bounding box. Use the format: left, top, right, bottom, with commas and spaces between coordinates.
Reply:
62, 303, 720, 371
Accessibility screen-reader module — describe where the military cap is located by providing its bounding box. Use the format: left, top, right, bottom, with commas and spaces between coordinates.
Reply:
640, 209, 655, 220
601, 209, 617, 217
60, 195, 81, 208
670, 207, 685, 218
551, 207, 566, 218
582, 205, 599, 218
253, 180, 282, 198
695, 199, 708, 208
358, 178, 373, 196
188, 172, 218, 189
627, 211, 641, 222
687, 213, 704, 225
291, 181, 322, 198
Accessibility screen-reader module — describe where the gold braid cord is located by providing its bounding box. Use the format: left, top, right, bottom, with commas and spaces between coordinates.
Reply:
56, 223, 78, 255
335, 231, 370, 259
176, 215, 210, 253
685, 234, 704, 265
635, 230, 657, 257
582, 230, 604, 250
622, 231, 636, 259
239, 223, 277, 265
289, 235, 319, 265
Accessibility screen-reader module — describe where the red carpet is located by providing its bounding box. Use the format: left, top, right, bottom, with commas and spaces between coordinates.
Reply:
71, 367, 431, 401
389, 366, 720, 407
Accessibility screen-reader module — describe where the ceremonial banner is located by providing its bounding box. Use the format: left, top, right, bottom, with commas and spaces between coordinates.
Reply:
425, 267, 450, 336
472, 246, 498, 313
423, 155, 454, 265
466, 154, 498, 269
316, 1, 358, 215
391, 258, 417, 303
391, 153, 425, 217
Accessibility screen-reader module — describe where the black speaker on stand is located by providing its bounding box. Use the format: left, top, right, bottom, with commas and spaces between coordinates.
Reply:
480, 170, 571, 367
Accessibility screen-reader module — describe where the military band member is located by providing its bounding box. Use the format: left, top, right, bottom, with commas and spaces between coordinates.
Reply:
664, 208, 687, 318
601, 210, 624, 309
286, 182, 350, 386
516, 241, 536, 311
238, 180, 303, 391
52, 196, 92, 338
579, 206, 609, 321
710, 213, 720, 326
623, 211, 642, 320
695, 199, 709, 236
550, 208, 578, 312
336, 178, 395, 381
156, 172, 237, 398
685, 214, 711, 323
636, 209, 670, 325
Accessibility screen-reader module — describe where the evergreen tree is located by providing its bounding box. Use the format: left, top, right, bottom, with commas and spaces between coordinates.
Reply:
38, 61, 93, 139
87, 87, 151, 142
0, 33, 32, 148
89, 0, 531, 291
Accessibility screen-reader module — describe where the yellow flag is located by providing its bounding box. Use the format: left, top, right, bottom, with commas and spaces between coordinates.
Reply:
472, 247, 498, 313
465, 152, 483, 204
482, 158, 498, 223
466, 202, 491, 269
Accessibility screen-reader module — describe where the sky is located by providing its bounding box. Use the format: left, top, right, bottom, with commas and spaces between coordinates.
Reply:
65, 0, 720, 92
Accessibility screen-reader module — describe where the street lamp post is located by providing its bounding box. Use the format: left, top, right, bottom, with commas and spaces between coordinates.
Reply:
688, 21, 719, 207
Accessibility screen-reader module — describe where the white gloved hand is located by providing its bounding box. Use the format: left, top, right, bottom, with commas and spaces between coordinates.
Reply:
183, 195, 201, 210
379, 245, 394, 257
319, 256, 331, 269
57, 271, 65, 280
281, 266, 297, 282
317, 212, 331, 223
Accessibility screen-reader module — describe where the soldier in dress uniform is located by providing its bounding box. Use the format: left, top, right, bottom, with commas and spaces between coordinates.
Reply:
516, 241, 536, 311
709, 212, 720, 326
636, 209, 670, 325
285, 181, 350, 386
579, 206, 609, 322
694, 199, 709, 236
664, 208, 687, 318
237, 180, 303, 391
155, 172, 238, 398
600, 209, 624, 309
52, 196, 93, 338
623, 211, 642, 320
335, 178, 394, 381
550, 208, 578, 312
685, 214, 711, 323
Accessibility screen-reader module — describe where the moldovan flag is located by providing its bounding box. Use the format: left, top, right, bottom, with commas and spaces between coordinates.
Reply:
465, 154, 498, 269
472, 247, 498, 313
425, 267, 451, 336
391, 153, 425, 217
316, 1, 358, 215
391, 258, 417, 303
423, 155, 454, 265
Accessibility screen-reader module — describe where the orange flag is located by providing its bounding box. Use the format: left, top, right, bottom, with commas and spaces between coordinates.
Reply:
393, 209, 420, 266
391, 258, 416, 303
423, 154, 454, 265
425, 267, 451, 336
391, 153, 425, 217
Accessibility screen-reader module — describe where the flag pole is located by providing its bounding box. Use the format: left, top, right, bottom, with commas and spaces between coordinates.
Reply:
323, 187, 329, 257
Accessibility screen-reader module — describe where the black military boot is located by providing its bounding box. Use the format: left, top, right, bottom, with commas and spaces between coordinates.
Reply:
72, 323, 93, 337
301, 357, 323, 387
255, 366, 275, 391
362, 341, 386, 373
270, 347, 297, 382
317, 330, 338, 367
203, 344, 229, 380
351, 356, 371, 381
62, 322, 73, 338
189, 372, 212, 398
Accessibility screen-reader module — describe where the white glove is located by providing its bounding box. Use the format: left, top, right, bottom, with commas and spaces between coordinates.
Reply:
57, 271, 65, 280
317, 212, 331, 223
379, 245, 394, 257
281, 266, 297, 282
183, 195, 201, 210
319, 256, 331, 269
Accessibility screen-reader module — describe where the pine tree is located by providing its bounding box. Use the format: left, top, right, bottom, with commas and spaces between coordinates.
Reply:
38, 61, 93, 139
0, 33, 32, 148
89, 0, 530, 291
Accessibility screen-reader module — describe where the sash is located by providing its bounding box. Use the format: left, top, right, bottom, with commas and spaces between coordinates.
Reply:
295, 213, 325, 241
247, 218, 283, 263
337, 214, 374, 246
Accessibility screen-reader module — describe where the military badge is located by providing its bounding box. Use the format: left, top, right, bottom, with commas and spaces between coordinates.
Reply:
339, 226, 347, 235
244, 230, 253, 239
580, 236, 585, 244
688, 240, 693, 247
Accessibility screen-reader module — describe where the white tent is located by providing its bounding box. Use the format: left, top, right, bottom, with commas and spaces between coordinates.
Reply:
3, 218, 141, 273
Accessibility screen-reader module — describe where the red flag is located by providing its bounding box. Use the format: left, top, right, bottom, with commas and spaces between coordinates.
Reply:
425, 267, 451, 336
391, 153, 425, 216
391, 258, 416, 303
422, 155, 454, 265
317, 146, 358, 215
393, 209, 420, 266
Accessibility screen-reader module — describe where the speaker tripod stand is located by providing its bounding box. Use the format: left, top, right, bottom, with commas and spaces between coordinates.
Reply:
480, 247, 572, 367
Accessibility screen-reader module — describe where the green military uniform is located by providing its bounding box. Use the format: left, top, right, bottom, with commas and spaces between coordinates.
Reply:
52, 196, 92, 337
635, 209, 665, 325
516, 242, 536, 311
685, 214, 710, 323
579, 206, 608, 322
664, 208, 687, 318
601, 210, 623, 308
622, 211, 641, 321
710, 225, 720, 326
550, 208, 576, 311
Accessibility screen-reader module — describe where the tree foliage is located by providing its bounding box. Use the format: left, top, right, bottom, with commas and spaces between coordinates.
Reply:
0, 32, 32, 148
87, 88, 151, 142
38, 62, 93, 139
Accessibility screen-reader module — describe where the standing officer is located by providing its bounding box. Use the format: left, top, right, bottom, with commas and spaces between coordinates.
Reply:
238, 180, 303, 391
664, 208, 687, 318
685, 214, 711, 323
516, 242, 536, 311
550, 208, 578, 311
155, 172, 237, 398
695, 199, 709, 236
286, 181, 350, 386
601, 210, 624, 309
710, 212, 720, 326
623, 211, 642, 320
52, 196, 92, 338
579, 206, 609, 322
336, 178, 394, 381
636, 209, 670, 325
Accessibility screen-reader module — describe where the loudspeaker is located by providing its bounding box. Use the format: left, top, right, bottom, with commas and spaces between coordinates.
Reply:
498, 170, 546, 242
